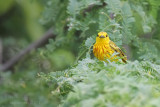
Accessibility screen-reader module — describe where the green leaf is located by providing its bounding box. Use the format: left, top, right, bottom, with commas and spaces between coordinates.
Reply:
67, 0, 81, 17
85, 37, 95, 48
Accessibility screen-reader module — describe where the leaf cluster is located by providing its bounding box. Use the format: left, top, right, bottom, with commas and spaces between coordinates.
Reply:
41, 58, 160, 107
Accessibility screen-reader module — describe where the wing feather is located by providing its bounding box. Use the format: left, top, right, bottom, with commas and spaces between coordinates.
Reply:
109, 40, 127, 63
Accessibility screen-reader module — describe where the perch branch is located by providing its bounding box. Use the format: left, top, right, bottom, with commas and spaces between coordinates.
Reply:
0, 28, 55, 71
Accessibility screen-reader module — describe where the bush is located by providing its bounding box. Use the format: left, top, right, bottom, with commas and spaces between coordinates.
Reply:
0, 0, 160, 107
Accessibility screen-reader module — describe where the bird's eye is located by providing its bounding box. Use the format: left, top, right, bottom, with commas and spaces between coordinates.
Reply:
97, 35, 99, 37
106, 35, 108, 37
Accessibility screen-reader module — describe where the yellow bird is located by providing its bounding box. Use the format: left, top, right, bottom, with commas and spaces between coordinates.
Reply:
93, 32, 127, 63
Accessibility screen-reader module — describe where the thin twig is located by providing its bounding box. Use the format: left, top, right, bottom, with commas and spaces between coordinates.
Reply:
0, 28, 55, 71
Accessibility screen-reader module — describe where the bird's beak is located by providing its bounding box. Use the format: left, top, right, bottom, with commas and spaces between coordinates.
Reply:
99, 35, 105, 38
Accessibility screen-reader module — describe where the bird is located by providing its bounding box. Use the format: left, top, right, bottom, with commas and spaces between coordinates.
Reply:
93, 32, 127, 63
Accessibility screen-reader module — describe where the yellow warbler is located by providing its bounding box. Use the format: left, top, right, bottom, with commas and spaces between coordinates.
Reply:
93, 32, 127, 63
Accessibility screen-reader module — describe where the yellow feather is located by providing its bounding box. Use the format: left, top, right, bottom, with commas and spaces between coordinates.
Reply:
93, 32, 127, 63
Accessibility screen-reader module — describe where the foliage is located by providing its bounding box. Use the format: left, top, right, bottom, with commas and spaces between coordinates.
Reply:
0, 70, 59, 107
39, 0, 160, 62
1, 0, 160, 107
40, 58, 160, 107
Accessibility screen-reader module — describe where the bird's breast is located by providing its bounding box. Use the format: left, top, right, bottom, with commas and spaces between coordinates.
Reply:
93, 43, 114, 60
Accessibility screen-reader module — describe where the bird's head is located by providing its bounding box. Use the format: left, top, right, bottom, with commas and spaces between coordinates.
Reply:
96, 32, 109, 43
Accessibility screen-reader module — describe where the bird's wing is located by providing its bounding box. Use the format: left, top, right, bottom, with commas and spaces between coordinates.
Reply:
109, 40, 127, 63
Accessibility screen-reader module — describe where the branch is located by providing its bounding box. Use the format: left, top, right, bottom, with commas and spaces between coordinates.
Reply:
82, 2, 107, 15
0, 28, 55, 71
0, 39, 2, 64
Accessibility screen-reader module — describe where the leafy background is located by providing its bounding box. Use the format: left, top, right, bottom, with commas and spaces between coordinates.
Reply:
0, 0, 160, 107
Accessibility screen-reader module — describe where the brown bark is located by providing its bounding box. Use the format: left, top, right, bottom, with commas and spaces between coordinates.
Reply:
0, 28, 55, 71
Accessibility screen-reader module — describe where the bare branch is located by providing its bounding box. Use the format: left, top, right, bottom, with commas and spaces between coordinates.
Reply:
0, 39, 2, 64
0, 28, 55, 71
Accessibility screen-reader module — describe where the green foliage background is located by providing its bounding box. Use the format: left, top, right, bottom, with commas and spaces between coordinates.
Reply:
0, 0, 160, 107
